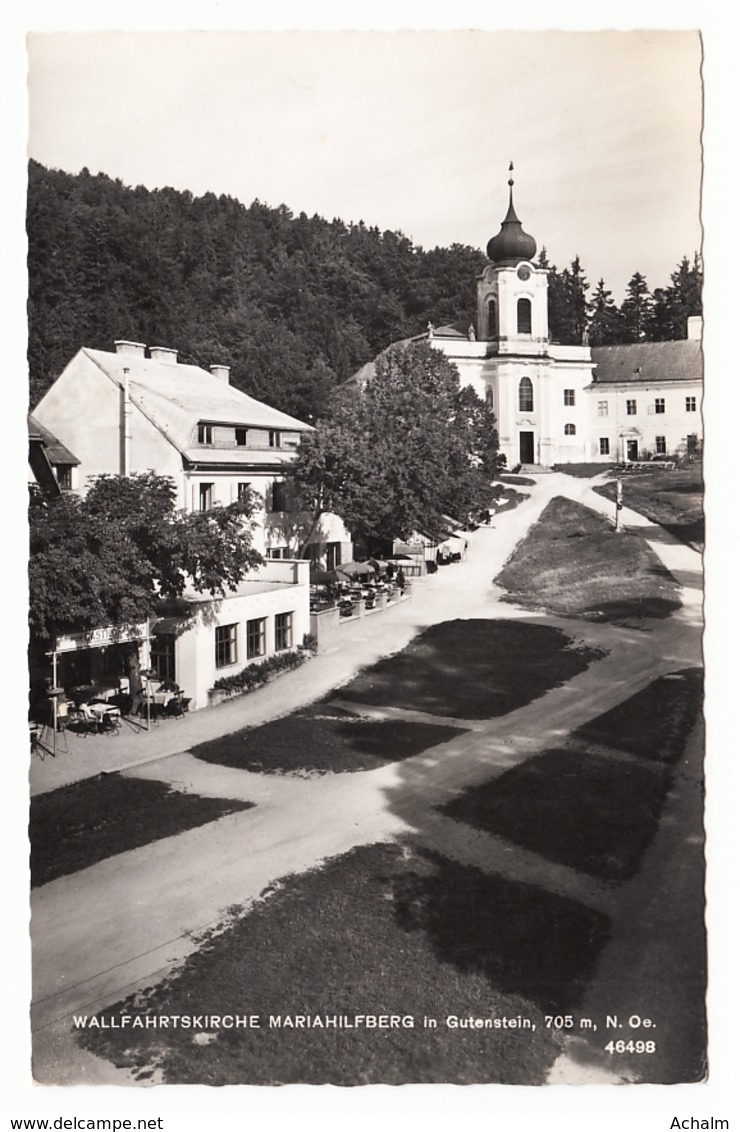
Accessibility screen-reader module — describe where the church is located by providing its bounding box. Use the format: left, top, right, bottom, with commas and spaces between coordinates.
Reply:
354, 172, 703, 470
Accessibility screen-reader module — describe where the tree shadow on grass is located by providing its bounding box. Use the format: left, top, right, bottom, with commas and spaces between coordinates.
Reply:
578, 596, 681, 624
572, 668, 703, 762
440, 749, 672, 882
336, 620, 604, 719
191, 708, 465, 774
392, 850, 611, 1013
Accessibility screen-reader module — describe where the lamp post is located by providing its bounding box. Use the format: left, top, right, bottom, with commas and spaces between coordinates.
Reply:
141, 668, 157, 731
615, 477, 623, 533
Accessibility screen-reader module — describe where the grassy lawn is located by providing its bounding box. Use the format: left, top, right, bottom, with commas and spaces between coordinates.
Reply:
493, 486, 528, 514
191, 707, 465, 774
442, 667, 703, 883
77, 842, 610, 1085
552, 463, 619, 478
496, 496, 681, 625
337, 619, 604, 719
499, 473, 536, 486
593, 467, 704, 548
573, 668, 704, 763
30, 775, 254, 887
444, 748, 671, 882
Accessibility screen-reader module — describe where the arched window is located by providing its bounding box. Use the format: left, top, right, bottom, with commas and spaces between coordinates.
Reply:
485, 386, 493, 410
564, 423, 576, 436
517, 297, 532, 334
487, 299, 497, 339
518, 377, 533, 412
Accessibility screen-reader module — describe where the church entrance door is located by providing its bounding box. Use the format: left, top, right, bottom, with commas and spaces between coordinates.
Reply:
626, 440, 638, 461
519, 431, 535, 464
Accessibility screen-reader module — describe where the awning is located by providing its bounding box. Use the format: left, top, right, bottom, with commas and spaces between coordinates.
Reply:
151, 615, 195, 636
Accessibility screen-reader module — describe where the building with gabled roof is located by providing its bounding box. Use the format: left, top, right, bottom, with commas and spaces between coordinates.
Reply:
32, 340, 351, 710
587, 322, 703, 462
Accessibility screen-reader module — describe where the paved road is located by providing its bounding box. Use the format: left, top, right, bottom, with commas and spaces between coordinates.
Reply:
30, 474, 704, 1085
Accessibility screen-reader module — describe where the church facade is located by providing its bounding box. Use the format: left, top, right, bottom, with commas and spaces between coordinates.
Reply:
399, 175, 703, 469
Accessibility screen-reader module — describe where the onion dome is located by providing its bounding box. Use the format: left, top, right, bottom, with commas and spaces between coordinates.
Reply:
486, 164, 537, 265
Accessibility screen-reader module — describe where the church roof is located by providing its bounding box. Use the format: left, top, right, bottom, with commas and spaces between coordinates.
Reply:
486, 167, 537, 265
344, 336, 425, 389
432, 320, 469, 339
590, 339, 703, 386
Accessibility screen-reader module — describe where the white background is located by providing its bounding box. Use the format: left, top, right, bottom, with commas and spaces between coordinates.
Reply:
3, 3, 737, 1130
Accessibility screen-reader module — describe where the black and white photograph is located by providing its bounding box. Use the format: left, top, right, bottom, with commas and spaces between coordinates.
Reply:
5, 4, 736, 1127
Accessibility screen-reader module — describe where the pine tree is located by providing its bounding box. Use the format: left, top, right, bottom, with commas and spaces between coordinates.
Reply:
620, 273, 652, 342
587, 278, 624, 345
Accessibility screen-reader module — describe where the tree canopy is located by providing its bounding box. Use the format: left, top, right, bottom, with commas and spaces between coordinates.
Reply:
539, 247, 702, 345
291, 342, 501, 551
29, 472, 262, 646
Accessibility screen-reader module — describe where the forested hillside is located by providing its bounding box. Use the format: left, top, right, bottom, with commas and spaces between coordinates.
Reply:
27, 161, 486, 419
27, 161, 702, 420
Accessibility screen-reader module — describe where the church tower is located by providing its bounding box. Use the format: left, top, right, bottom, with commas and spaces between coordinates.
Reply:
476, 165, 549, 354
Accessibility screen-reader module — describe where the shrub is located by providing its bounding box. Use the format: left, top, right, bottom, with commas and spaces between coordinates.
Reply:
211, 650, 307, 697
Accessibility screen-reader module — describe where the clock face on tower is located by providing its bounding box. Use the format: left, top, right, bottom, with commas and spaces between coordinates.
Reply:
517, 265, 532, 281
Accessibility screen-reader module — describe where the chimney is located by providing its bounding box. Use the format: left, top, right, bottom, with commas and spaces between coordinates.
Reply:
149, 346, 178, 364
210, 364, 231, 384
114, 340, 146, 357
687, 316, 702, 341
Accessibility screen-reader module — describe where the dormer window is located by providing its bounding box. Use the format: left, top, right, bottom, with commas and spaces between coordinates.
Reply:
197, 424, 213, 445
269, 430, 281, 448
235, 428, 247, 447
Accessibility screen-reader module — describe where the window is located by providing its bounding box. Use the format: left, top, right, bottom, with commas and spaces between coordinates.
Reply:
599, 438, 610, 456
247, 617, 266, 659
517, 298, 532, 334
269, 480, 287, 512
235, 427, 247, 446
487, 299, 497, 339
655, 436, 667, 454
275, 612, 294, 651
151, 636, 176, 683
215, 624, 237, 668
326, 542, 341, 571
197, 424, 213, 444
626, 399, 637, 416
198, 483, 213, 511
518, 377, 534, 412
598, 401, 608, 417
268, 430, 281, 448
564, 423, 576, 436
654, 398, 665, 414
563, 389, 575, 406
237, 482, 251, 505
55, 466, 72, 490
686, 396, 697, 412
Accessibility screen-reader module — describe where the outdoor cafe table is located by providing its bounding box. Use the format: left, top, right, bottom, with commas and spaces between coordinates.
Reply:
86, 701, 122, 723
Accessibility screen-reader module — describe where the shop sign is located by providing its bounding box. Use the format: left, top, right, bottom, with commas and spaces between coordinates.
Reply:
54, 622, 149, 654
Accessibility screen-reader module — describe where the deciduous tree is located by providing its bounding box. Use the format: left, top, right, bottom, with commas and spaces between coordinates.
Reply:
29, 472, 262, 694
292, 342, 500, 552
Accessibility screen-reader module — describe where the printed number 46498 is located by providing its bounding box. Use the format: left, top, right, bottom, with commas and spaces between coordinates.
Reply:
604, 1040, 656, 1054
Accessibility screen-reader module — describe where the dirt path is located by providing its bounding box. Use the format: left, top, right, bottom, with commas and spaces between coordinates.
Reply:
31, 474, 704, 1085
